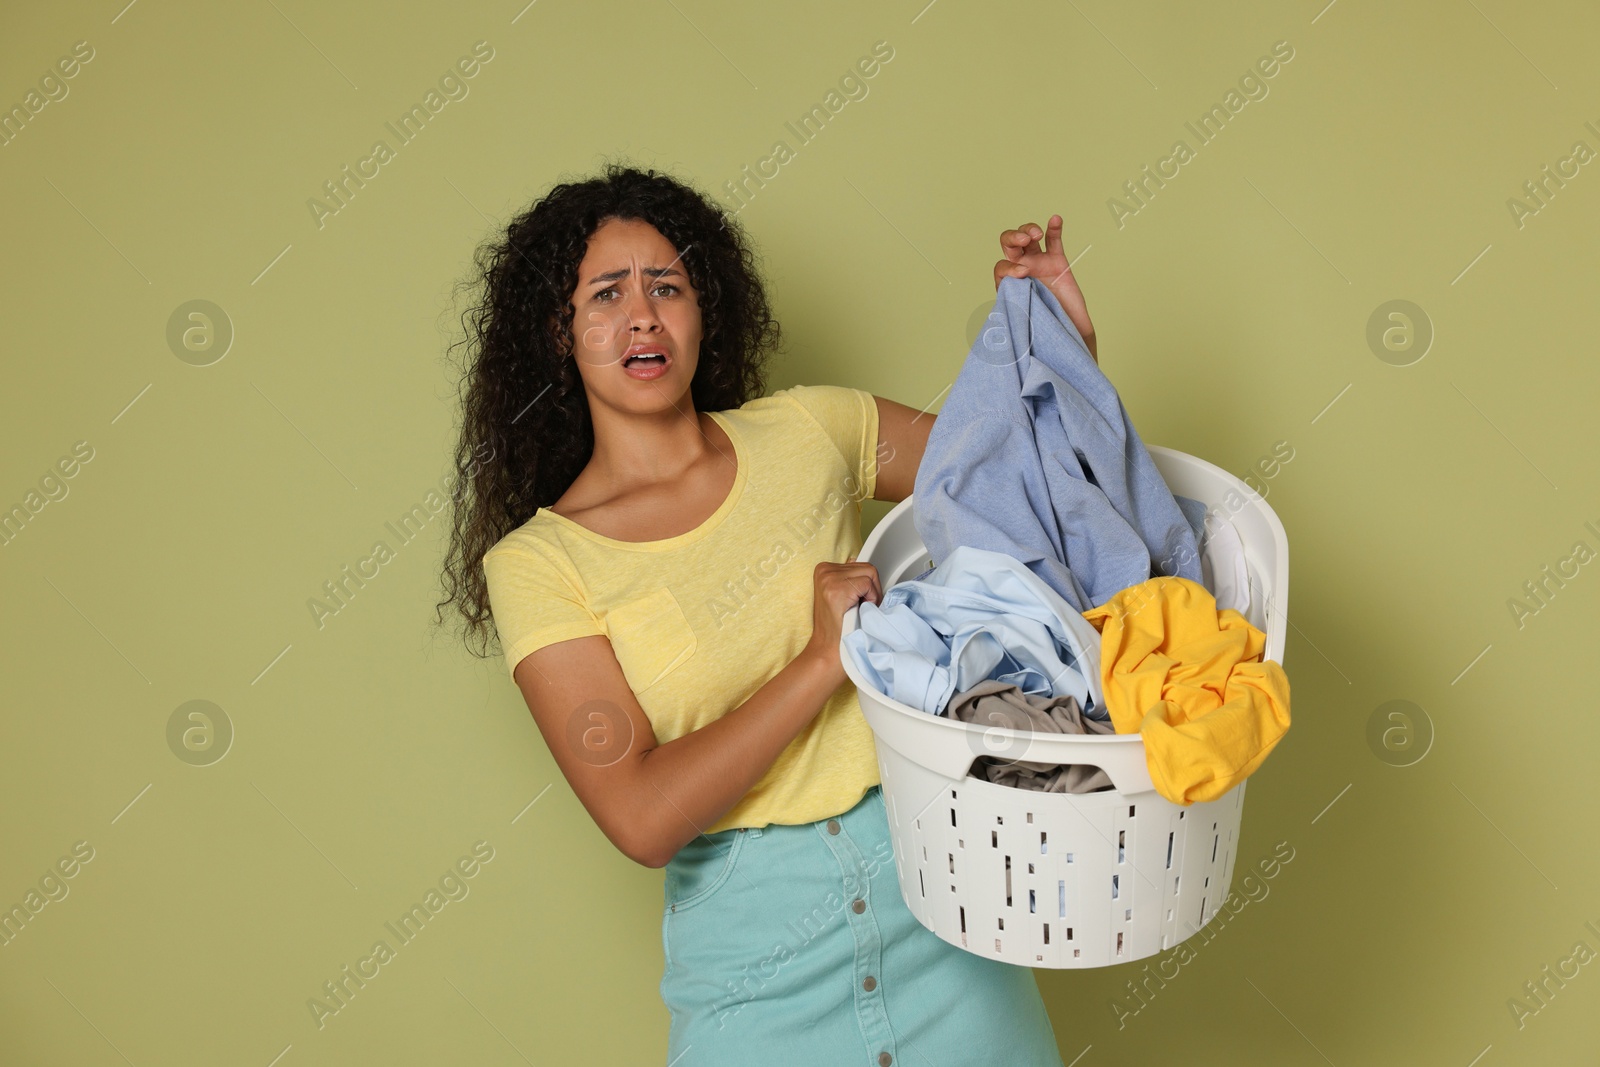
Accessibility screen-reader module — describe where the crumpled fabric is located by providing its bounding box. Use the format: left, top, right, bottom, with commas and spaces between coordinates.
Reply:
1083, 576, 1290, 805
1198, 507, 1250, 615
945, 678, 1116, 794
912, 274, 1203, 612
841, 544, 1105, 718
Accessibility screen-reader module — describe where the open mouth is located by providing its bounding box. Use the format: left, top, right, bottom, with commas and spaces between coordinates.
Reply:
622, 347, 671, 377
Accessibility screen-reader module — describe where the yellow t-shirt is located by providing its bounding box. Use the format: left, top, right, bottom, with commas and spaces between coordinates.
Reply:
482, 383, 885, 833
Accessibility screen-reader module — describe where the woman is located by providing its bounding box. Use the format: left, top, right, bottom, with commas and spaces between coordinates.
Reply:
437, 162, 1097, 1066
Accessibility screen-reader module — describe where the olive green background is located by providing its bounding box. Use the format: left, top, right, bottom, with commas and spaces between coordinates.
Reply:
3, 1, 1596, 1064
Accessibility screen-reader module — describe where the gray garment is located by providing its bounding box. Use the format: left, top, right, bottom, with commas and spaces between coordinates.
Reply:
945, 678, 1116, 794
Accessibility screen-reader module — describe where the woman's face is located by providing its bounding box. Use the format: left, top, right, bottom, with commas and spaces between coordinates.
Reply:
564, 216, 703, 413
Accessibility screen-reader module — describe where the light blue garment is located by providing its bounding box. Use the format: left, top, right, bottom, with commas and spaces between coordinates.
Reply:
913, 274, 1203, 612
841, 544, 1106, 719
1175, 493, 1207, 545
1174, 493, 1210, 590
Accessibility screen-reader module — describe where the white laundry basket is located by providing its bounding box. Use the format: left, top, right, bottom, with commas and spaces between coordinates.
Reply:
841, 446, 1289, 970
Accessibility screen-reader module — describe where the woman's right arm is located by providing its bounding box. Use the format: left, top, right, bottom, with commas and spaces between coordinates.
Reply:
510, 559, 881, 869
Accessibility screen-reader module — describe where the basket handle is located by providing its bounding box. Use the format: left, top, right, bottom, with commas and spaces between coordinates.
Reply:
946, 728, 1156, 796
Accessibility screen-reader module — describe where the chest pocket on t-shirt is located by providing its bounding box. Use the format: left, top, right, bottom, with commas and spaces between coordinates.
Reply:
604, 586, 698, 695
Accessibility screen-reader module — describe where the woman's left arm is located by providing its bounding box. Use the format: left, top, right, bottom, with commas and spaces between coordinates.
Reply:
869, 394, 935, 503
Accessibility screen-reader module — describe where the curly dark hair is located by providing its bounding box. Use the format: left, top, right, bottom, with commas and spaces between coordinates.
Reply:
434, 161, 782, 659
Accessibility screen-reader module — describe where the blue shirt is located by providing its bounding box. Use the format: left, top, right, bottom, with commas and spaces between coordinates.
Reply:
912, 275, 1203, 612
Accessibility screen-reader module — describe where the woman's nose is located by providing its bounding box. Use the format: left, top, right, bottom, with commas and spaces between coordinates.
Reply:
621, 286, 662, 329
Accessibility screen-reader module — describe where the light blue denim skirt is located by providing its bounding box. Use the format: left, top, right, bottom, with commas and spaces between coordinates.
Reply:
661, 784, 1066, 1067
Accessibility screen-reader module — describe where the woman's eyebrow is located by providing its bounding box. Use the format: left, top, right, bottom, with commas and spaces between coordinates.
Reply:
584, 265, 686, 288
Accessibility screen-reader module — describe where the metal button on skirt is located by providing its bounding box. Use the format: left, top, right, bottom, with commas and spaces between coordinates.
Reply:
661, 784, 1066, 1067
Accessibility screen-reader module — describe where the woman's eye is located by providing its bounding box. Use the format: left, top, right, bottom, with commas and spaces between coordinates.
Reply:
595, 283, 678, 302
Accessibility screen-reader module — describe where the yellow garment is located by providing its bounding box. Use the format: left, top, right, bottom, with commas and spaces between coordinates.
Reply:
482, 384, 883, 833
1082, 576, 1290, 806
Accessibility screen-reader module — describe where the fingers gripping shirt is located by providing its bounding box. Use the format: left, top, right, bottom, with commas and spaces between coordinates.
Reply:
481, 384, 884, 833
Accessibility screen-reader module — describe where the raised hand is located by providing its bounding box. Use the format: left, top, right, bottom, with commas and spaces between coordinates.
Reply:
993, 214, 1098, 362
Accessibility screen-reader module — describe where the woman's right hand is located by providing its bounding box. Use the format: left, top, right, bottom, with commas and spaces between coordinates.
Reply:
803, 555, 882, 685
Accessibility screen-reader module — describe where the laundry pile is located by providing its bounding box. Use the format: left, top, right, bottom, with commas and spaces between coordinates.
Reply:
841, 275, 1289, 806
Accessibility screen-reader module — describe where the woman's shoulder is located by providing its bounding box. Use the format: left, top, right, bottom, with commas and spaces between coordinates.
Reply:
714, 385, 877, 475
720, 383, 873, 426
482, 510, 563, 565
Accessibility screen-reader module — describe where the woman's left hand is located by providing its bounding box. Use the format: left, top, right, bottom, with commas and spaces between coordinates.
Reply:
993, 215, 1097, 362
